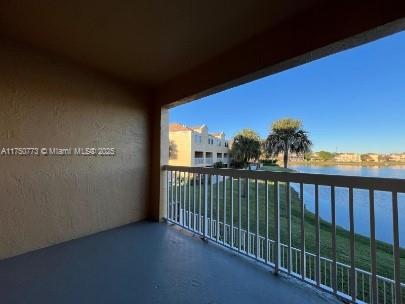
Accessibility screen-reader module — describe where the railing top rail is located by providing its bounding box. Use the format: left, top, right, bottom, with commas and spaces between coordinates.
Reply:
164, 165, 405, 192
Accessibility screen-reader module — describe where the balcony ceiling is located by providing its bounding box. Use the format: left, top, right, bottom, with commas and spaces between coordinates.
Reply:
0, 1, 404, 104
0, 0, 319, 86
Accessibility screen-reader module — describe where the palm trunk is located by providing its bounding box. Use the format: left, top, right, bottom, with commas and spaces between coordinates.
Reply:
283, 149, 288, 168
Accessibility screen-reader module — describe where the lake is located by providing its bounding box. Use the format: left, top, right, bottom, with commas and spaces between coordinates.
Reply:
290, 164, 405, 246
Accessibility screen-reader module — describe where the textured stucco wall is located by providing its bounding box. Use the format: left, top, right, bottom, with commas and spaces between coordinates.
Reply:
168, 131, 191, 166
0, 40, 150, 259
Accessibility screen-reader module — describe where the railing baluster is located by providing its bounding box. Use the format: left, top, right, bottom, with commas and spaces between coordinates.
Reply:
315, 184, 320, 286
286, 182, 291, 273
247, 178, 250, 254
179, 172, 182, 224
265, 180, 269, 264
255, 179, 259, 259
392, 191, 401, 304
193, 173, 196, 231
199, 174, 202, 233
274, 181, 280, 274
231, 177, 234, 248
166, 170, 170, 220
177, 171, 183, 226
188, 172, 191, 228
210, 174, 213, 238
187, 172, 191, 228
204, 174, 208, 238
175, 171, 178, 222
349, 187, 356, 301
170, 171, 173, 221
183, 172, 186, 226
238, 178, 242, 252
300, 183, 305, 279
369, 189, 378, 304
223, 176, 227, 245
216, 175, 220, 242
331, 186, 337, 293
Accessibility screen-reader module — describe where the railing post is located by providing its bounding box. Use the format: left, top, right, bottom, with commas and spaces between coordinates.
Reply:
349, 187, 356, 302
231, 177, 234, 248
216, 175, 220, 243
204, 174, 208, 239
179, 171, 183, 226
199, 174, 202, 233
166, 170, 170, 221
265, 180, 269, 264
175, 171, 178, 222
182, 172, 186, 226
193, 173, 196, 231
274, 181, 280, 274
392, 191, 401, 304
188, 172, 191, 228
300, 183, 305, 280
286, 182, 291, 273
369, 189, 378, 304
331, 186, 337, 293
255, 179, 259, 259
238, 178, 242, 252
247, 178, 250, 254
223, 176, 227, 245
210, 174, 213, 239
315, 184, 320, 286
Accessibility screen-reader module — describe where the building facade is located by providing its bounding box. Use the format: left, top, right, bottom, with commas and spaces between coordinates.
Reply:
169, 123, 230, 167
334, 153, 361, 162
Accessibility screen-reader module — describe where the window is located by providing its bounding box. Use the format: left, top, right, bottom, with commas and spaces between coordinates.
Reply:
194, 134, 202, 144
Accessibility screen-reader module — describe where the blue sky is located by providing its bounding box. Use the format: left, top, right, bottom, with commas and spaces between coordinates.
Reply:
169, 31, 405, 153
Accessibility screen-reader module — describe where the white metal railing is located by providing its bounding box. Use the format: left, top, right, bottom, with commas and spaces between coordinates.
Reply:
165, 166, 405, 304
193, 157, 204, 165
205, 157, 213, 165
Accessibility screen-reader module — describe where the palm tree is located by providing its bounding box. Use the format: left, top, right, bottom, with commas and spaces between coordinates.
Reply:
265, 118, 312, 168
230, 129, 261, 169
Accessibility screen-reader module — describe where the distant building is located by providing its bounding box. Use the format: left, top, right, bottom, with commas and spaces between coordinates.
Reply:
388, 153, 405, 162
363, 153, 380, 162
169, 123, 230, 167
276, 152, 305, 163
334, 153, 361, 162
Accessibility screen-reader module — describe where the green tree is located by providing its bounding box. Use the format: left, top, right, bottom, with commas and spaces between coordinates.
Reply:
265, 118, 312, 168
318, 150, 334, 161
169, 140, 177, 159
230, 129, 261, 169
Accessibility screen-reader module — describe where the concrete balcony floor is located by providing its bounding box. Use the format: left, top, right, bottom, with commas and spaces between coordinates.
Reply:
0, 221, 340, 304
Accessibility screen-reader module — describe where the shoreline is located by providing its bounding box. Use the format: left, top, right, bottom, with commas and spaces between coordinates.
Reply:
287, 161, 405, 167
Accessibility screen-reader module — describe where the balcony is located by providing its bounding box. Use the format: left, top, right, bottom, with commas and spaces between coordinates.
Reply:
194, 157, 204, 165
165, 166, 405, 304
205, 157, 213, 165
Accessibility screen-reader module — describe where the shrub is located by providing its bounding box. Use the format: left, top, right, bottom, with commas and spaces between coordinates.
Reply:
213, 161, 224, 168
261, 159, 278, 166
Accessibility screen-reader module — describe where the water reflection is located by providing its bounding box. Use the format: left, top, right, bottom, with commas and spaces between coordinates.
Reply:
290, 165, 405, 246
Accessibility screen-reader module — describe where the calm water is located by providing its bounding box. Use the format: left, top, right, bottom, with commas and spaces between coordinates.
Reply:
290, 165, 405, 246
